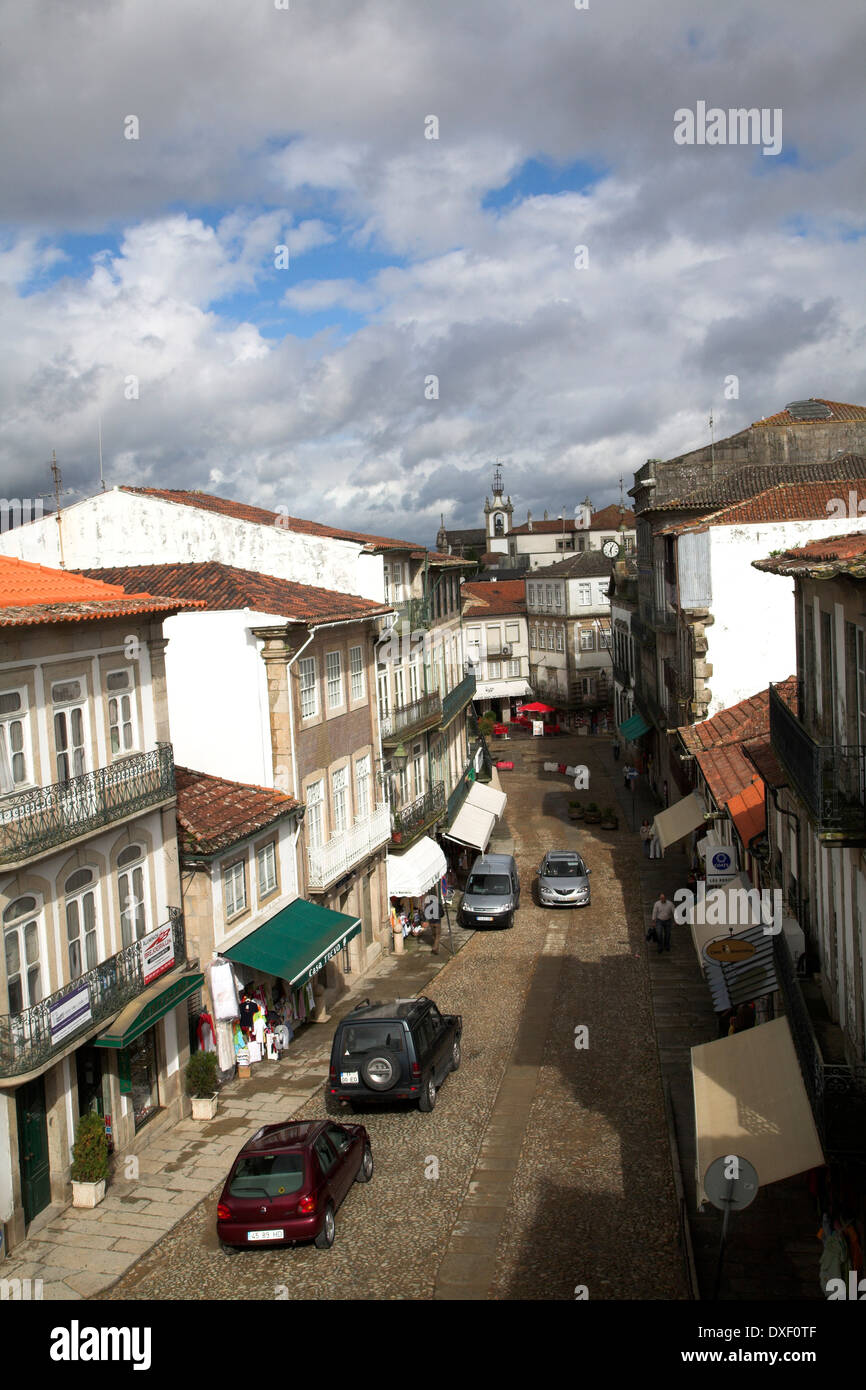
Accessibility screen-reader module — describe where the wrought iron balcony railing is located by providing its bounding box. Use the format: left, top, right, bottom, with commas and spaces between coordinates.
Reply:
390, 597, 431, 631
0, 908, 185, 1079
380, 690, 442, 743
306, 803, 392, 891
390, 781, 446, 847
0, 745, 176, 866
440, 672, 476, 728
769, 685, 866, 842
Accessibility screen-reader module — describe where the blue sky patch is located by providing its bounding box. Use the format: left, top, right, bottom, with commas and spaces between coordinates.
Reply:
482, 156, 608, 211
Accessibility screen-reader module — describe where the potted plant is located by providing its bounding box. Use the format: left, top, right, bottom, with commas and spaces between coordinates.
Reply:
70, 1111, 110, 1208
600, 805, 619, 829
185, 1050, 219, 1119
583, 801, 602, 824
568, 800, 584, 821
478, 712, 497, 738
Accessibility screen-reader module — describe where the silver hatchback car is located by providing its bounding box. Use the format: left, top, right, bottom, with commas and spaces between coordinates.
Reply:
538, 851, 591, 908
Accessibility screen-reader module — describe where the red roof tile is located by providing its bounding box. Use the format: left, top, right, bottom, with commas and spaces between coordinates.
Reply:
753, 529, 866, 578
119, 487, 422, 552
742, 735, 787, 790
661, 479, 866, 534
462, 580, 527, 616
175, 766, 300, 857
752, 399, 866, 426
507, 505, 635, 537
694, 745, 757, 805
0, 555, 203, 627
74, 562, 393, 626
678, 678, 797, 754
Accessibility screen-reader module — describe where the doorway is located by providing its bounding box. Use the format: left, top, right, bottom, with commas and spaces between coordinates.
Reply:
16, 1078, 51, 1225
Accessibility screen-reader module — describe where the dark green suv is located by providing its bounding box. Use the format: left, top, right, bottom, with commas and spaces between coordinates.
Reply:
327, 996, 462, 1113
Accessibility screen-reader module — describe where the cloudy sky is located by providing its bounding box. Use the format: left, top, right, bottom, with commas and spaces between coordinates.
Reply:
1, 0, 864, 544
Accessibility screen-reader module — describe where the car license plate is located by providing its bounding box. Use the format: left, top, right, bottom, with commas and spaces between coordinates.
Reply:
248, 1229, 282, 1241
477, 916, 493, 922
341, 1070, 359, 1084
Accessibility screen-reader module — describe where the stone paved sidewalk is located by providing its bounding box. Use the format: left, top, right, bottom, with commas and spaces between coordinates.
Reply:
0, 918, 474, 1300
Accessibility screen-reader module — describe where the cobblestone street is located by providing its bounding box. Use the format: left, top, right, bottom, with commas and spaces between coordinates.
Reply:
97, 733, 688, 1302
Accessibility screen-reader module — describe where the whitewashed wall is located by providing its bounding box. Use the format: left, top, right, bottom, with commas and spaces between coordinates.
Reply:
706, 516, 866, 713
0, 489, 386, 601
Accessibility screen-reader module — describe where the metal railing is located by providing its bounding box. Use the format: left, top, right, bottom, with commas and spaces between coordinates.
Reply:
0, 908, 185, 1078
769, 686, 866, 841
773, 930, 866, 1159
380, 690, 442, 742
390, 781, 446, 846
440, 672, 476, 727
0, 745, 176, 865
306, 803, 392, 890
390, 597, 431, 631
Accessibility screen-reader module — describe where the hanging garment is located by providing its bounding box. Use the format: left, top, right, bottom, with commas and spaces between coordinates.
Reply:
208, 960, 240, 1021
819, 1228, 850, 1295
216, 1019, 236, 1072
305, 981, 315, 1012
197, 1012, 217, 1053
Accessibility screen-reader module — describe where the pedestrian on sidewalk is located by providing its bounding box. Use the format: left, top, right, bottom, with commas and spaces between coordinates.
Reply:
623, 763, 634, 791
649, 826, 662, 859
652, 892, 675, 954
639, 818, 653, 856
423, 889, 442, 955
612, 739, 621, 762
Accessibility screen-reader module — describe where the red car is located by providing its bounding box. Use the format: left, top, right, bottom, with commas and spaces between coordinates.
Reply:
216, 1119, 373, 1253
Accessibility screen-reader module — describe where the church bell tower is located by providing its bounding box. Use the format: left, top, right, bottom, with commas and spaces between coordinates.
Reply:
483, 465, 513, 554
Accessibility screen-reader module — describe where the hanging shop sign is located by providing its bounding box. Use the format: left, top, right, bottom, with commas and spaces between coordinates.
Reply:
140, 923, 175, 985
49, 981, 92, 1047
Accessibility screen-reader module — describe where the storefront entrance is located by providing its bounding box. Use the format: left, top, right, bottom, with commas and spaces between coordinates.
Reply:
76, 1046, 105, 1118
16, 1077, 50, 1225
125, 1028, 160, 1132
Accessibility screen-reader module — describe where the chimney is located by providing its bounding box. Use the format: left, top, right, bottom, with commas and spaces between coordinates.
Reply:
543, 510, 549, 521
527, 510, 533, 533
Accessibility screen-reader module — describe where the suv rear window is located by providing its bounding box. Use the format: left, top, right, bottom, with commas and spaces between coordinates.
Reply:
340, 1022, 404, 1054
229, 1153, 305, 1198
466, 873, 511, 895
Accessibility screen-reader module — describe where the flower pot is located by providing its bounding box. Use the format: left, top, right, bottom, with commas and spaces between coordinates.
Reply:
191, 1094, 218, 1120
600, 819, 618, 830
583, 812, 601, 824
72, 1179, 106, 1209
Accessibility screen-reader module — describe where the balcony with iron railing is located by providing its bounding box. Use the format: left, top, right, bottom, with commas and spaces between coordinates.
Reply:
0, 908, 185, 1079
0, 745, 176, 867
390, 781, 446, 849
440, 672, 476, 728
390, 597, 431, 631
380, 690, 442, 744
306, 803, 392, 891
769, 685, 866, 844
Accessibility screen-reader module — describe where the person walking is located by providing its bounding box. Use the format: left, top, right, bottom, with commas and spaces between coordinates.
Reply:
651, 892, 675, 954
423, 889, 442, 955
639, 818, 653, 856
612, 739, 621, 762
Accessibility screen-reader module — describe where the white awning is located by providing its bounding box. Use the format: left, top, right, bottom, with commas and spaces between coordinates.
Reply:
443, 803, 496, 851
652, 792, 706, 853
443, 778, 506, 852
685, 873, 754, 959
692, 1017, 824, 1205
474, 680, 531, 699
386, 837, 447, 899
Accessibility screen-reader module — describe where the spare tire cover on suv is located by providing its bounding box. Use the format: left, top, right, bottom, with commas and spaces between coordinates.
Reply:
361, 1050, 401, 1091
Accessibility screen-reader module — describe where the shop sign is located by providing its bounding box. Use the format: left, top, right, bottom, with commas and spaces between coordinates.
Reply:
304, 937, 349, 983
705, 937, 757, 964
140, 924, 175, 985
49, 981, 92, 1047
706, 848, 737, 888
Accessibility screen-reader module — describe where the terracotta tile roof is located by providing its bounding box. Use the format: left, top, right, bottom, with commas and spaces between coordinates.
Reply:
661, 480, 866, 535
742, 735, 788, 789
752, 529, 866, 579
649, 457, 866, 512
0, 555, 204, 627
694, 744, 757, 806
75, 562, 394, 626
531, 551, 613, 579
175, 766, 300, 857
119, 487, 421, 552
462, 580, 527, 616
752, 399, 866, 426
726, 775, 766, 846
411, 550, 474, 567
507, 505, 635, 536
678, 678, 797, 754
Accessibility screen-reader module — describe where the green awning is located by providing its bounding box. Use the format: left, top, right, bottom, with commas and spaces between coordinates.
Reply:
93, 969, 204, 1049
619, 713, 650, 740
223, 899, 361, 989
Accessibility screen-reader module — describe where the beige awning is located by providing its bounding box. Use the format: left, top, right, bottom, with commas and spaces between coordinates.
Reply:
443, 802, 496, 851
386, 837, 447, 899
652, 791, 706, 853
685, 873, 754, 959
692, 1016, 824, 1205
466, 779, 507, 818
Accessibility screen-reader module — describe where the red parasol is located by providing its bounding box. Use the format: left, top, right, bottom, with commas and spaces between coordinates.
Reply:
516, 701, 556, 714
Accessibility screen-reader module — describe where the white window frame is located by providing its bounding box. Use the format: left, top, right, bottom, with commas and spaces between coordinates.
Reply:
306, 779, 325, 849
580, 628, 596, 651
223, 860, 247, 920
3, 895, 43, 1015
326, 651, 343, 710
354, 754, 371, 817
578, 583, 591, 606
507, 659, 520, 678
299, 657, 318, 720
349, 645, 365, 702
332, 765, 349, 833
52, 677, 89, 782
117, 843, 148, 948
0, 688, 31, 794
488, 660, 502, 680
64, 868, 100, 978
257, 840, 278, 899
106, 668, 139, 756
